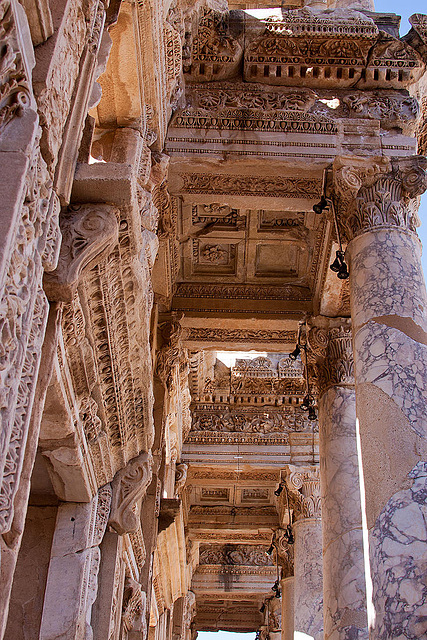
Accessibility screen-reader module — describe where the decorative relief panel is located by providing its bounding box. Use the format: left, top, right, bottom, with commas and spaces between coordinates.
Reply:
180, 174, 321, 199
199, 544, 274, 566
186, 328, 298, 347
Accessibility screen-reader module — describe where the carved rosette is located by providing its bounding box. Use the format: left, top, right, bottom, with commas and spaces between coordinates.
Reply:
309, 325, 354, 397
286, 467, 321, 521
109, 452, 153, 535
333, 156, 427, 241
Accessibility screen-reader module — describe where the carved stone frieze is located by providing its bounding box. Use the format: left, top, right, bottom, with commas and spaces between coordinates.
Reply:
199, 544, 274, 566
286, 466, 321, 521
0, 0, 35, 136
44, 203, 119, 302
184, 327, 297, 345
109, 452, 153, 535
0, 142, 61, 535
175, 283, 311, 302
181, 173, 322, 199
190, 407, 312, 437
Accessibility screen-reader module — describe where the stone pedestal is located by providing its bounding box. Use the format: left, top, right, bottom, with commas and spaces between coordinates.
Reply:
287, 468, 323, 640
334, 156, 427, 639
280, 577, 294, 640
310, 323, 368, 640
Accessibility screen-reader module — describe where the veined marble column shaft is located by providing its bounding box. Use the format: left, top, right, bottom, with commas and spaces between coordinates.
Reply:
310, 324, 368, 640
334, 156, 427, 640
287, 468, 323, 640
280, 577, 294, 640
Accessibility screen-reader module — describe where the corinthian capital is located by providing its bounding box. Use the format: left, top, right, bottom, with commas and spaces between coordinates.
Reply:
286, 465, 321, 521
308, 319, 354, 396
332, 155, 427, 240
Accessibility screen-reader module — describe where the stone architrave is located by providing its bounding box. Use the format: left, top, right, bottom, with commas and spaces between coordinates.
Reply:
309, 320, 368, 640
39, 485, 112, 640
333, 155, 427, 640
286, 466, 323, 640
109, 452, 153, 536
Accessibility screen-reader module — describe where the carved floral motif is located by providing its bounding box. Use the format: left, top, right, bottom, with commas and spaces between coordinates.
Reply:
0, 0, 33, 136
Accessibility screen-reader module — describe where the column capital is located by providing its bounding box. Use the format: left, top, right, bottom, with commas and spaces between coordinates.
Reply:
308, 318, 354, 396
332, 155, 427, 241
286, 465, 321, 521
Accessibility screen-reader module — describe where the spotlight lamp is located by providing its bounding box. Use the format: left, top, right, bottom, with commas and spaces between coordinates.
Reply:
313, 195, 329, 215
301, 394, 315, 412
259, 604, 266, 614
288, 344, 301, 361
330, 250, 349, 280
308, 405, 317, 421
274, 483, 284, 497
266, 544, 275, 556
272, 580, 281, 598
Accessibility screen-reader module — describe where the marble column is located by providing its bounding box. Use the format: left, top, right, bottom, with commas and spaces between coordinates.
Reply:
280, 577, 294, 640
333, 155, 427, 640
287, 467, 323, 640
309, 322, 368, 640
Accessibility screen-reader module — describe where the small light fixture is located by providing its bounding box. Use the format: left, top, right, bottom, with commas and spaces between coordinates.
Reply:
313, 195, 329, 215
274, 483, 284, 497
283, 523, 294, 545
308, 405, 317, 421
289, 344, 301, 361
266, 544, 275, 556
300, 394, 312, 411
259, 603, 266, 613
272, 579, 281, 598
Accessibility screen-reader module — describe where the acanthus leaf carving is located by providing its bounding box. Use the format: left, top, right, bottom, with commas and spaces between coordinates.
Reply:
109, 452, 153, 535
286, 466, 321, 521
333, 155, 427, 240
308, 323, 354, 396
44, 203, 119, 302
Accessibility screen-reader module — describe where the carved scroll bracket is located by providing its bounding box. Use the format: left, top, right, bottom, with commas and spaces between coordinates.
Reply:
44, 203, 119, 302
332, 155, 427, 241
109, 451, 153, 535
